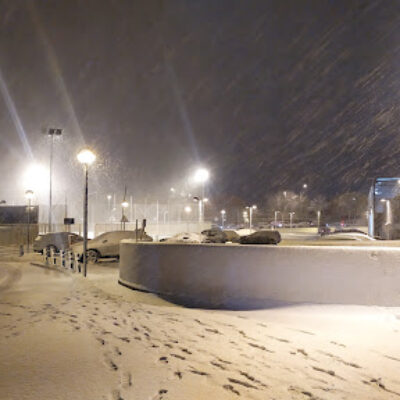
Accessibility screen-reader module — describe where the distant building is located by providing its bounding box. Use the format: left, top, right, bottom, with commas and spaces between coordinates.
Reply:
0, 205, 39, 246
0, 205, 39, 224
368, 178, 400, 239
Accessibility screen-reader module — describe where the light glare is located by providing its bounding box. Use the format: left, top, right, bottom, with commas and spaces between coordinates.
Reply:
77, 149, 96, 165
193, 168, 210, 183
21, 163, 49, 194
25, 189, 34, 200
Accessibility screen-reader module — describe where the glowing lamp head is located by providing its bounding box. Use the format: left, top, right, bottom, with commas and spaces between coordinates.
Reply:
77, 149, 96, 165
193, 168, 210, 184
303, 183, 308, 189
220, 209, 226, 215
121, 201, 129, 208
107, 194, 112, 200
21, 163, 49, 194
25, 190, 34, 200
184, 206, 192, 213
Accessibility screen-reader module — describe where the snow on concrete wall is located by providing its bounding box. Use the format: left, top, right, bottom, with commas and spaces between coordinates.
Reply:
119, 241, 400, 308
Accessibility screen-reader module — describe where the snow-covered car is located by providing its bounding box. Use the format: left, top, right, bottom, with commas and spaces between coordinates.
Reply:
160, 232, 205, 243
319, 231, 374, 241
71, 230, 152, 262
33, 232, 83, 253
201, 227, 228, 243
235, 228, 257, 236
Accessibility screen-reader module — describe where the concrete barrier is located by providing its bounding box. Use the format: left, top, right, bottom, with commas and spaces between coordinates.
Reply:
119, 241, 400, 308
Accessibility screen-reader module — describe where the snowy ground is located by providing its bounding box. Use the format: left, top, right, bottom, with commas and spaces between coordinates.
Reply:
1, 246, 400, 399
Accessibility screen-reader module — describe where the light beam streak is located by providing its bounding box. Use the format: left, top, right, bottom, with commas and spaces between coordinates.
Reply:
0, 68, 33, 160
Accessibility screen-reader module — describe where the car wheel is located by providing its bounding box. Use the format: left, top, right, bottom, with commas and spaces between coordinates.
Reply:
86, 249, 99, 263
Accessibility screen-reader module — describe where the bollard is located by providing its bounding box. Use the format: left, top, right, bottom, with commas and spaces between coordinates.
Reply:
50, 247, 56, 266
61, 250, 65, 268
19, 244, 24, 257
68, 251, 73, 271
71, 251, 76, 272
75, 252, 81, 273
45, 248, 49, 266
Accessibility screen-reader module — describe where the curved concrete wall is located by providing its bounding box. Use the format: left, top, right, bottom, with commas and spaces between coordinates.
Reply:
119, 241, 400, 308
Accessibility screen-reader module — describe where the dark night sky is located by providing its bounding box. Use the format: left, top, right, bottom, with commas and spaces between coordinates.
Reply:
1, 0, 400, 203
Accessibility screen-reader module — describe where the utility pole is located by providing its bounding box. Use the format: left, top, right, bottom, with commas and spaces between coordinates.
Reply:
25, 190, 34, 252
47, 128, 62, 232
289, 212, 295, 229
246, 205, 257, 230
77, 149, 96, 277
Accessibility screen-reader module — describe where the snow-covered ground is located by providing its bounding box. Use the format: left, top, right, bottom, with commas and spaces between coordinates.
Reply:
1, 247, 400, 399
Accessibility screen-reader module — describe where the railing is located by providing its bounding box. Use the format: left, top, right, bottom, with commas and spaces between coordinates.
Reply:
42, 248, 83, 274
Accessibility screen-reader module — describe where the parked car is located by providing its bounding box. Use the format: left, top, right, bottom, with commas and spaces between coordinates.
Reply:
223, 230, 240, 243
71, 229, 152, 262
160, 232, 205, 244
33, 232, 83, 253
239, 230, 281, 245
201, 227, 228, 243
319, 231, 374, 241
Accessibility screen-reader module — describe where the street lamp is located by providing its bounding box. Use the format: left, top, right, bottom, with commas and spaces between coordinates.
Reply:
220, 209, 226, 228
300, 183, 308, 203
193, 168, 209, 223
289, 211, 295, 229
246, 205, 257, 230
47, 128, 62, 232
184, 205, 192, 231
25, 190, 34, 252
243, 210, 249, 225
274, 210, 281, 229
77, 148, 96, 277
121, 200, 129, 231
107, 194, 112, 221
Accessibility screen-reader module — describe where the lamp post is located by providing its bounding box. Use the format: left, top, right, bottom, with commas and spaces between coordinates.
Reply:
184, 205, 192, 231
47, 128, 62, 232
107, 194, 112, 221
121, 200, 129, 230
299, 183, 308, 203
220, 209, 226, 229
289, 211, 295, 229
193, 168, 209, 223
25, 190, 34, 252
246, 205, 257, 230
274, 211, 280, 229
317, 210, 321, 230
77, 149, 96, 277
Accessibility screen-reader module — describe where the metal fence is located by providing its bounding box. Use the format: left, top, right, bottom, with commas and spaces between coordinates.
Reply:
42, 247, 83, 273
